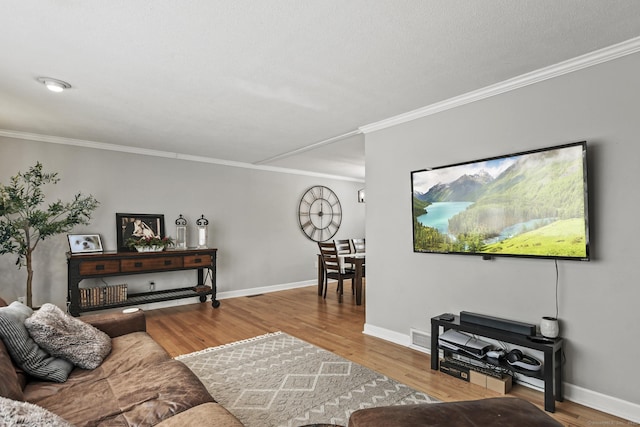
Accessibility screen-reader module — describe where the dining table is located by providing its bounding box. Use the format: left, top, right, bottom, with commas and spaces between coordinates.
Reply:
317, 253, 365, 305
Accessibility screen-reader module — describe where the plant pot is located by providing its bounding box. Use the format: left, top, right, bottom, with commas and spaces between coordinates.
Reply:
134, 245, 165, 252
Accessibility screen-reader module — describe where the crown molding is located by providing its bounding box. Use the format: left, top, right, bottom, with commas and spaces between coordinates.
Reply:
254, 129, 362, 165
0, 129, 364, 183
360, 36, 640, 134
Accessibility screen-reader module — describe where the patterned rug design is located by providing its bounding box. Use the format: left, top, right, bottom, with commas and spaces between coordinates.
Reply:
176, 331, 438, 427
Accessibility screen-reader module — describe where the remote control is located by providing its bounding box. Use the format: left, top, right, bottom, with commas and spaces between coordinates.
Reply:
439, 313, 455, 321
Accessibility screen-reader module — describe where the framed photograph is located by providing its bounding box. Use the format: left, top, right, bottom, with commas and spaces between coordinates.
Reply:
68, 234, 103, 254
116, 213, 165, 251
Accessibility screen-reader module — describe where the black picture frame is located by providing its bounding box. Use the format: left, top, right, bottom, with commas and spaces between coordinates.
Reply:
116, 213, 165, 252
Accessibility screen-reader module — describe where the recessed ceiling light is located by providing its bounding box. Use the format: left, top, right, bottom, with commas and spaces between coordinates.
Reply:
37, 77, 72, 93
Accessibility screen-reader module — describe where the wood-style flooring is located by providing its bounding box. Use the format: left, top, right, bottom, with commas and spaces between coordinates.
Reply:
145, 285, 629, 427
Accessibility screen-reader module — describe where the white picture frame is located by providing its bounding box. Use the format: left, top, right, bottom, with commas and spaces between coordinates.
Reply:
67, 234, 103, 254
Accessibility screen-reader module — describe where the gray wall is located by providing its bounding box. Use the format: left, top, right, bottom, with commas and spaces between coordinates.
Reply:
0, 138, 365, 307
364, 52, 640, 415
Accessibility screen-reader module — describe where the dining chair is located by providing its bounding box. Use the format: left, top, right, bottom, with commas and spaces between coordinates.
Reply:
318, 241, 356, 301
334, 239, 353, 271
351, 238, 365, 254
351, 238, 366, 277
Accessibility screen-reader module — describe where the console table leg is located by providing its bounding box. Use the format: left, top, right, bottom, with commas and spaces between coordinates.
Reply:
209, 267, 220, 308
68, 278, 81, 317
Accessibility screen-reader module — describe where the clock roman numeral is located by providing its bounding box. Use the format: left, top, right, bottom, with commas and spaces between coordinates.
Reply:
311, 227, 320, 241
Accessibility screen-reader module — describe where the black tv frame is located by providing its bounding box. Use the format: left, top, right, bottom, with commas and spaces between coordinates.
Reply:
411, 141, 590, 261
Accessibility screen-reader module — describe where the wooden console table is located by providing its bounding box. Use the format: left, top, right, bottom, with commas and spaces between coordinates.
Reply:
431, 314, 563, 412
67, 248, 219, 316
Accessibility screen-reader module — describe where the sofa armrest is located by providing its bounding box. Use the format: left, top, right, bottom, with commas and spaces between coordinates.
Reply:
80, 310, 146, 338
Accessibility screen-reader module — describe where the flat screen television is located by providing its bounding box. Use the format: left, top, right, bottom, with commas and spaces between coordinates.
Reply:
411, 141, 590, 260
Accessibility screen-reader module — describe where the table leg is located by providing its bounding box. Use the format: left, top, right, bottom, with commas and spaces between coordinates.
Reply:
354, 259, 363, 305
317, 254, 324, 296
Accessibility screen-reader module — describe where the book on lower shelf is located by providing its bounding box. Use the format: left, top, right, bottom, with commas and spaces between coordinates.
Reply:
80, 284, 127, 307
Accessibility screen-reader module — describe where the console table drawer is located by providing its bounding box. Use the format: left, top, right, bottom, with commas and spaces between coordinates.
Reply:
79, 260, 121, 276
121, 256, 183, 272
184, 254, 212, 268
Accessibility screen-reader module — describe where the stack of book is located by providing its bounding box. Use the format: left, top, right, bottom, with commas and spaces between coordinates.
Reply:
79, 284, 127, 308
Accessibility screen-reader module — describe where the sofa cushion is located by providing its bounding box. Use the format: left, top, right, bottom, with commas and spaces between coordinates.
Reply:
0, 302, 73, 382
32, 359, 215, 427
25, 303, 111, 370
0, 339, 24, 400
155, 402, 244, 427
0, 396, 74, 427
24, 331, 172, 402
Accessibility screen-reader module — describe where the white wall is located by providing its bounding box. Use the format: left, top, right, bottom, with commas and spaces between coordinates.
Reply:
364, 52, 640, 419
0, 138, 365, 308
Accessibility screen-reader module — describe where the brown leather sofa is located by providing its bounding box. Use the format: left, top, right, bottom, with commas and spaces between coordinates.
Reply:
0, 298, 243, 427
348, 397, 562, 427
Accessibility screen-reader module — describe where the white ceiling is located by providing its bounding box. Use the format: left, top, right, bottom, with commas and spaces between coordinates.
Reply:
2, 1, 640, 181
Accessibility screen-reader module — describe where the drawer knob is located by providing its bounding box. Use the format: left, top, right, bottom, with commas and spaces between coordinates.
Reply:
194, 258, 202, 263
164, 260, 172, 266
95, 265, 105, 271
134, 262, 143, 268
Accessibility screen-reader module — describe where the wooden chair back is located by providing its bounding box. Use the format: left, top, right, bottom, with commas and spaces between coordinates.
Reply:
318, 242, 341, 274
352, 238, 365, 253
334, 239, 352, 255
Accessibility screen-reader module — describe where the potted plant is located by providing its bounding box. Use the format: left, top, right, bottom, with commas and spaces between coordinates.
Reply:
0, 162, 99, 307
126, 235, 174, 252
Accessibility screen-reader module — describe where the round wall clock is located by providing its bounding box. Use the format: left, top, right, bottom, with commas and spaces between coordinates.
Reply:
298, 185, 342, 242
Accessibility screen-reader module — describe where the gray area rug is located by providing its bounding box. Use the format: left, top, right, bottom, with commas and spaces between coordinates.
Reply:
176, 331, 438, 427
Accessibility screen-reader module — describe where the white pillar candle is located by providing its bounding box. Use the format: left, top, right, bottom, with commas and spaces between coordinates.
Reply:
198, 227, 207, 248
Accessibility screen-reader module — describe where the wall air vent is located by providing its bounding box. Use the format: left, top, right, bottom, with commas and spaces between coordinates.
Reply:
409, 328, 430, 354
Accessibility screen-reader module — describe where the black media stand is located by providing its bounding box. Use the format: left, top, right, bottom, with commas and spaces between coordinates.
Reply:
431, 314, 563, 412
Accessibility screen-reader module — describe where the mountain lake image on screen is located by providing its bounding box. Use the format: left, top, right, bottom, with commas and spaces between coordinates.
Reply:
411, 141, 590, 260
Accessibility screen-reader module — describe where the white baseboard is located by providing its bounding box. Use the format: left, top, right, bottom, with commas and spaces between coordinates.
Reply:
363, 323, 412, 347
216, 280, 316, 300
86, 280, 317, 314
563, 384, 640, 424
362, 322, 640, 424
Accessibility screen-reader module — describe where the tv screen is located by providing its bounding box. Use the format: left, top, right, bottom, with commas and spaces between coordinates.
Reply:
411, 141, 590, 260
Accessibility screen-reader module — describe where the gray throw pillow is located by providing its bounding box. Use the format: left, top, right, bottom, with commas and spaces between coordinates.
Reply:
0, 396, 75, 427
0, 302, 73, 382
25, 303, 111, 370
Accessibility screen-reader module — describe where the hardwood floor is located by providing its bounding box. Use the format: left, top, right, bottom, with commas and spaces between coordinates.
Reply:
145, 285, 628, 427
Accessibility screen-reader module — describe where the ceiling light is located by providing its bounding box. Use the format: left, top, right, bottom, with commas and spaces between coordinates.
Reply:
37, 77, 72, 93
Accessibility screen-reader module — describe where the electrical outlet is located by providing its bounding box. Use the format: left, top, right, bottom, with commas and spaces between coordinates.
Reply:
17, 296, 26, 304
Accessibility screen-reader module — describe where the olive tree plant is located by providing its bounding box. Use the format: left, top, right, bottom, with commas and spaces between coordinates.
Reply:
0, 162, 99, 307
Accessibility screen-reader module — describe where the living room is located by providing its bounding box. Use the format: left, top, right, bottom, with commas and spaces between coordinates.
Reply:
2, 2, 640, 425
